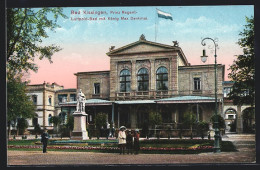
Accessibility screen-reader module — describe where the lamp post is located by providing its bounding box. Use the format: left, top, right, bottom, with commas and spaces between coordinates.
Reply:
201, 37, 221, 153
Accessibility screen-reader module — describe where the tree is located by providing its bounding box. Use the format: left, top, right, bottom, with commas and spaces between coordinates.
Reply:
34, 123, 42, 138
149, 111, 162, 128
183, 111, 197, 139
210, 114, 225, 130
242, 107, 255, 133
65, 115, 74, 137
50, 116, 61, 133
7, 77, 36, 136
149, 111, 162, 138
228, 16, 254, 106
94, 113, 107, 139
7, 8, 67, 78
7, 8, 67, 137
17, 118, 29, 135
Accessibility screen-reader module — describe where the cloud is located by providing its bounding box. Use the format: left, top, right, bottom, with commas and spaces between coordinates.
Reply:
147, 16, 240, 36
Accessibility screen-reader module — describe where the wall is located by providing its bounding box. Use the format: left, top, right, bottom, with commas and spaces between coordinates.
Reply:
178, 65, 224, 98
77, 71, 110, 99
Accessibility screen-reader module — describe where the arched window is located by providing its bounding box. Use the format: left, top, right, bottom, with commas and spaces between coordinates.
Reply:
120, 69, 131, 92
137, 68, 149, 91
33, 117, 38, 126
156, 67, 168, 90
48, 114, 52, 126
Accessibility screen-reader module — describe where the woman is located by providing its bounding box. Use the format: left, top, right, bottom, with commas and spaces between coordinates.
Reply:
118, 126, 126, 154
133, 129, 140, 154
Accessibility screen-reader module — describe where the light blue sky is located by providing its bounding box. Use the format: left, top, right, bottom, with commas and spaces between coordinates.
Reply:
48, 5, 254, 44
30, 5, 254, 88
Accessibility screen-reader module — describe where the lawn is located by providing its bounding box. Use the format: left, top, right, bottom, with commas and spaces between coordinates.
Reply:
8, 139, 237, 154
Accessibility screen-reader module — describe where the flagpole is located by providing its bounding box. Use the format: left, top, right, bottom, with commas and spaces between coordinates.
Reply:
155, 9, 157, 42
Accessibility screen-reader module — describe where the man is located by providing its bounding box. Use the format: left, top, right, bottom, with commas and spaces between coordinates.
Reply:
134, 129, 140, 154
41, 129, 49, 153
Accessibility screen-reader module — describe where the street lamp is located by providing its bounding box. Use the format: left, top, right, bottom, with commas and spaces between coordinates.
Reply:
201, 37, 221, 153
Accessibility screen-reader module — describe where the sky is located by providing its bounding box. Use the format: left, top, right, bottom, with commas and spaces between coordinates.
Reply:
27, 5, 254, 89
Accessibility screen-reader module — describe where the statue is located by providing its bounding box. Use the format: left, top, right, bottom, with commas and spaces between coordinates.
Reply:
72, 89, 88, 140
172, 41, 179, 47
109, 46, 115, 51
76, 89, 85, 112
139, 34, 146, 41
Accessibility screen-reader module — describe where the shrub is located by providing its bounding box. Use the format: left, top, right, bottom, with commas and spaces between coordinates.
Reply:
94, 113, 107, 139
210, 114, 225, 129
197, 121, 209, 139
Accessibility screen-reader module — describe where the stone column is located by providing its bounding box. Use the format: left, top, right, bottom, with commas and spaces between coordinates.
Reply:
130, 105, 137, 129
131, 60, 137, 93
150, 59, 155, 91
170, 56, 178, 95
174, 104, 179, 129
236, 105, 243, 133
110, 59, 117, 100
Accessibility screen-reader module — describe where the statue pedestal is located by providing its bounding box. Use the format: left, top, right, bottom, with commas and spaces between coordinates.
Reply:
71, 111, 89, 140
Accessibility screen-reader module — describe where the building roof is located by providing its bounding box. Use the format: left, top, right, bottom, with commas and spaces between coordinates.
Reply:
115, 100, 156, 105
223, 81, 235, 85
57, 88, 76, 93
74, 70, 110, 76
59, 99, 112, 106
106, 36, 189, 66
59, 96, 219, 106
156, 96, 217, 104
85, 99, 112, 105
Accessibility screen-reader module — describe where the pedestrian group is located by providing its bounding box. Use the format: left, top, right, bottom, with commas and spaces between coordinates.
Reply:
118, 126, 140, 155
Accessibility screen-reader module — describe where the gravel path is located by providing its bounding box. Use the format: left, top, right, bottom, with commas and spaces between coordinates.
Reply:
7, 134, 256, 165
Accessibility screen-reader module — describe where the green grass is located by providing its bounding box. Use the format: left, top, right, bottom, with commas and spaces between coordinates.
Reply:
8, 139, 40, 145
8, 139, 237, 154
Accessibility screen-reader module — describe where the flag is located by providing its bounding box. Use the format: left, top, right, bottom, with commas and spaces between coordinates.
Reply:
157, 9, 173, 20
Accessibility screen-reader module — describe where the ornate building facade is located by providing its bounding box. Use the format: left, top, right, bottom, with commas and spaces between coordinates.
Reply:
70, 35, 226, 136
24, 82, 76, 133
22, 35, 254, 135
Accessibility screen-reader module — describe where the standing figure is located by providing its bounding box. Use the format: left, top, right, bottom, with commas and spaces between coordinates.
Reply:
112, 124, 115, 137
126, 130, 133, 154
41, 129, 49, 153
118, 126, 126, 154
77, 89, 85, 112
133, 129, 140, 154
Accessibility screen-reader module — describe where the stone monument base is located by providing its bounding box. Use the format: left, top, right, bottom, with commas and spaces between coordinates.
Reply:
71, 111, 89, 140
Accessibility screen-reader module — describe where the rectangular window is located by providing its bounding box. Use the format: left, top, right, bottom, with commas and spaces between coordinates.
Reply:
228, 115, 234, 119
224, 87, 232, 97
194, 78, 201, 91
58, 94, 67, 103
94, 83, 100, 94
33, 118, 38, 126
70, 94, 76, 101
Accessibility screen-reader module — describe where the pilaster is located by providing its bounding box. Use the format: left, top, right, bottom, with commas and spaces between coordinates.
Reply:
150, 59, 155, 90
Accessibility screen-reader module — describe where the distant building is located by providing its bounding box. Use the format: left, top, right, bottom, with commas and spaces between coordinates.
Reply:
24, 82, 76, 133
222, 81, 254, 133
